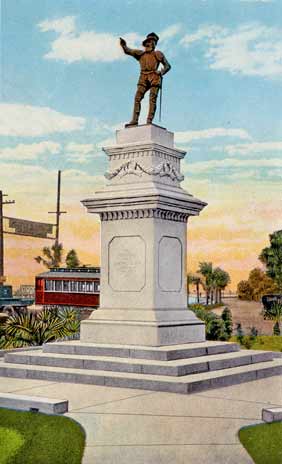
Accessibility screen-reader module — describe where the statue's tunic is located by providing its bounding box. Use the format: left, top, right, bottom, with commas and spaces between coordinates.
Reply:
123, 48, 167, 88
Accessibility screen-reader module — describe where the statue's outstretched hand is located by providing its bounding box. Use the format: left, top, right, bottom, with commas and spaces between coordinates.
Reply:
120, 37, 127, 47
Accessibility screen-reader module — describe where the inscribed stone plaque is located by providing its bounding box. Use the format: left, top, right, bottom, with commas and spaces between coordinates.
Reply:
108, 235, 146, 292
158, 236, 182, 292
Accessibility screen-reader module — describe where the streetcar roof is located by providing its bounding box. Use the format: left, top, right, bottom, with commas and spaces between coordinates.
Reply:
37, 267, 100, 279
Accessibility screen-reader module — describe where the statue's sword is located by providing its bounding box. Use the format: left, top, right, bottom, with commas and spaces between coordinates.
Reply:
159, 75, 163, 123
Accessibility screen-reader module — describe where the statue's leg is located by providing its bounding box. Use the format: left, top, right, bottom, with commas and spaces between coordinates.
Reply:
126, 85, 146, 126
147, 85, 159, 124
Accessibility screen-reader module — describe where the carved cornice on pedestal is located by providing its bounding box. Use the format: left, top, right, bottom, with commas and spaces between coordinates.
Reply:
103, 142, 186, 160
100, 209, 189, 223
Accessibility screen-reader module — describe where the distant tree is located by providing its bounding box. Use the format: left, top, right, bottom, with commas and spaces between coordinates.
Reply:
237, 280, 253, 300
249, 268, 277, 301
65, 249, 80, 268
259, 230, 282, 291
34, 243, 63, 269
237, 268, 277, 301
35, 244, 82, 269
197, 263, 231, 305
221, 307, 233, 338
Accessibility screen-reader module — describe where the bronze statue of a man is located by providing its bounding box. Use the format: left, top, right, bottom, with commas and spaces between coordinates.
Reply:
120, 32, 171, 127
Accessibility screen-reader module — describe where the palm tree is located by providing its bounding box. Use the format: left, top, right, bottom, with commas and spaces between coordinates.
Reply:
262, 301, 282, 336
213, 267, 231, 304
188, 274, 202, 303
0, 307, 80, 349
35, 242, 63, 269
198, 262, 213, 305
187, 273, 194, 304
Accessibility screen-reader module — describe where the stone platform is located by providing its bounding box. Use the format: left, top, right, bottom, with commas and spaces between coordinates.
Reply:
1, 341, 282, 394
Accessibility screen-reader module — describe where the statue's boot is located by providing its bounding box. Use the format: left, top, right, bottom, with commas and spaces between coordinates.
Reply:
125, 90, 143, 127
147, 87, 159, 124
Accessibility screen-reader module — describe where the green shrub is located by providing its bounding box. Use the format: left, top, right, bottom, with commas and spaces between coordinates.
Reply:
189, 306, 228, 341
235, 323, 244, 345
221, 307, 233, 338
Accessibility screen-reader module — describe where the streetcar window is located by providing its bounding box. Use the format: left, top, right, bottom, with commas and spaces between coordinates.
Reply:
43, 278, 100, 293
55, 280, 62, 291
70, 281, 77, 292
86, 282, 94, 293
94, 282, 100, 292
45, 280, 52, 291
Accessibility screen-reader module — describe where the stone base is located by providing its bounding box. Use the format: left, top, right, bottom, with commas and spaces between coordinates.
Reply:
2, 341, 282, 395
80, 309, 205, 346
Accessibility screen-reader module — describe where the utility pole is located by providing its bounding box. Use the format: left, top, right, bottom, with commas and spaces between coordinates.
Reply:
48, 171, 67, 244
0, 191, 15, 285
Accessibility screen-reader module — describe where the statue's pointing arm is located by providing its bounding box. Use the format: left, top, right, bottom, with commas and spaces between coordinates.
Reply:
159, 53, 171, 76
120, 37, 143, 60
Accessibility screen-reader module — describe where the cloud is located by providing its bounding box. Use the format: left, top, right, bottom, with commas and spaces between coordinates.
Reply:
223, 141, 282, 156
39, 16, 76, 35
185, 157, 282, 173
38, 16, 179, 63
0, 162, 104, 201
38, 16, 141, 63
175, 127, 251, 144
181, 22, 282, 79
0, 141, 61, 160
160, 24, 182, 42
65, 142, 100, 163
180, 25, 227, 47
0, 104, 85, 136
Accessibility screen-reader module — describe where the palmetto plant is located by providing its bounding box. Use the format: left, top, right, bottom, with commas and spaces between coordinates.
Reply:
0, 307, 80, 349
262, 301, 282, 336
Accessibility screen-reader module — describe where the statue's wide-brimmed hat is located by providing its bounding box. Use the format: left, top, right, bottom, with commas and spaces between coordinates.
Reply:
142, 32, 159, 46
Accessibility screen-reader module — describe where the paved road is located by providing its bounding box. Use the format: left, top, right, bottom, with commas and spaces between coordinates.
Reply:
1, 371, 282, 463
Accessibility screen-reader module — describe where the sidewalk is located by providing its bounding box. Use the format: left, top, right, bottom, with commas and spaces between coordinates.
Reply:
0, 372, 281, 463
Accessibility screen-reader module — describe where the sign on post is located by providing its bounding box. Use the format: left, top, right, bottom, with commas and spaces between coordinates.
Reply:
4, 217, 55, 239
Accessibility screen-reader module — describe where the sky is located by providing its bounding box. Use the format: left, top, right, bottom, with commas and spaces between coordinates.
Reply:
1, 0, 282, 290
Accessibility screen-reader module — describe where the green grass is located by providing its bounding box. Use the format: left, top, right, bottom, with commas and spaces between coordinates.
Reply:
0, 408, 86, 464
231, 335, 282, 351
239, 422, 282, 464
0, 427, 24, 464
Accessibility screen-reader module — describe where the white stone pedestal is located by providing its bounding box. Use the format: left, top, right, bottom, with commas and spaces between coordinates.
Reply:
80, 124, 207, 346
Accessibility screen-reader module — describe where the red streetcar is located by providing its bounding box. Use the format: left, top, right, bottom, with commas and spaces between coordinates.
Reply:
35, 267, 100, 309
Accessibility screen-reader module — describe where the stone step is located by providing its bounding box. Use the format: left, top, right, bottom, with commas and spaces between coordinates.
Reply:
0, 392, 68, 414
4, 350, 273, 377
0, 359, 281, 394
262, 407, 282, 423
43, 340, 240, 361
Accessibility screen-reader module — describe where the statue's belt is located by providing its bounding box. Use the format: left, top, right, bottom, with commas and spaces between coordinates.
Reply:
140, 70, 159, 75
